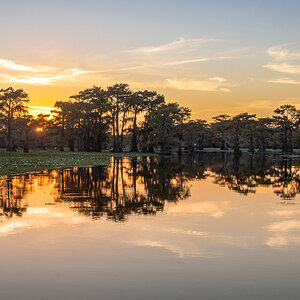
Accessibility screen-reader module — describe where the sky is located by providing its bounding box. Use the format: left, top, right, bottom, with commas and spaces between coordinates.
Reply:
0, 0, 300, 119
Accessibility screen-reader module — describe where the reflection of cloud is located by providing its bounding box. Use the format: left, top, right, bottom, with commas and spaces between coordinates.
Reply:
266, 234, 300, 248
166, 78, 232, 92
162, 227, 208, 237
125, 37, 210, 54
128, 240, 211, 258
0, 206, 88, 238
269, 209, 300, 217
265, 220, 300, 232
167, 201, 229, 218
0, 221, 28, 237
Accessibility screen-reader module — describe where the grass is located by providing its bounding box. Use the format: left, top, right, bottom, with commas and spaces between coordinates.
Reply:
0, 149, 155, 176
1, 147, 299, 176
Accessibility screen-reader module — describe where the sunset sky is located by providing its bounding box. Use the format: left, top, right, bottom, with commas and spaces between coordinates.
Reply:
1, 0, 300, 119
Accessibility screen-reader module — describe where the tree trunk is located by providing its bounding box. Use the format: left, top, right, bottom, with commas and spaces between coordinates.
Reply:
233, 125, 241, 154
23, 130, 29, 153
120, 109, 126, 150
131, 111, 138, 152
248, 134, 255, 153
282, 127, 288, 152
287, 128, 293, 153
220, 131, 227, 150
6, 118, 15, 151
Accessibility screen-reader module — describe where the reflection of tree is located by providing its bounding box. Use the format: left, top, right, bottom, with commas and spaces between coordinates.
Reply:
56, 156, 193, 221
1, 153, 300, 222
209, 153, 300, 200
0, 175, 31, 218
0, 171, 60, 219
268, 161, 300, 200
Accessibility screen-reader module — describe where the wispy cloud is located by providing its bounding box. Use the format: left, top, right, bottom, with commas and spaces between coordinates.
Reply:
166, 77, 232, 92
263, 63, 300, 74
98, 56, 231, 73
0, 58, 37, 72
268, 77, 300, 85
265, 44, 300, 87
125, 37, 212, 54
0, 68, 95, 85
28, 105, 54, 116
209, 76, 228, 82
267, 45, 300, 61
165, 56, 231, 66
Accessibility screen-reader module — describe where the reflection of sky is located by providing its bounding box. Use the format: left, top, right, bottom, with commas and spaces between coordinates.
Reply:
1, 174, 300, 299
1, 176, 300, 256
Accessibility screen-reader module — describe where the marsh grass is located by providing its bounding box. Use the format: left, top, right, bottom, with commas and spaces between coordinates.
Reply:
0, 147, 299, 176
0, 149, 154, 176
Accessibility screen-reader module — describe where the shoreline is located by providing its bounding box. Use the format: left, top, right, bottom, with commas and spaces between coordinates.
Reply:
0, 148, 300, 176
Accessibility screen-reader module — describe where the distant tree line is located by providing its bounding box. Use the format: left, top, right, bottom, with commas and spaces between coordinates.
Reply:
0, 84, 300, 154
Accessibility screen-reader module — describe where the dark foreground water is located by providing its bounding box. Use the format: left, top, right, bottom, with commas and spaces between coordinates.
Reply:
1, 153, 300, 300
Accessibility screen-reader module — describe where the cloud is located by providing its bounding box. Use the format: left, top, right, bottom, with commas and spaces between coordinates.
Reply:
0, 58, 37, 72
267, 45, 300, 61
98, 56, 231, 73
165, 56, 230, 66
28, 105, 54, 116
209, 76, 228, 82
125, 36, 211, 54
263, 63, 300, 74
265, 44, 300, 86
166, 77, 232, 92
268, 77, 300, 85
0, 68, 94, 85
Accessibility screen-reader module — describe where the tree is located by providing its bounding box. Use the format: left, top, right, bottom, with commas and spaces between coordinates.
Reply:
71, 86, 110, 152
273, 104, 299, 153
140, 91, 165, 152
127, 92, 146, 152
0, 87, 29, 151
107, 84, 132, 152
230, 113, 256, 154
256, 117, 273, 152
148, 103, 190, 154
52, 101, 70, 151
212, 114, 230, 150
183, 119, 208, 152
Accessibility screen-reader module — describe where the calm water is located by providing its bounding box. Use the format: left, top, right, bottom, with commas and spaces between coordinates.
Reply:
1, 153, 300, 300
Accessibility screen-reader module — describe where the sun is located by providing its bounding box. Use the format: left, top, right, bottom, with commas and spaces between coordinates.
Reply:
35, 127, 43, 132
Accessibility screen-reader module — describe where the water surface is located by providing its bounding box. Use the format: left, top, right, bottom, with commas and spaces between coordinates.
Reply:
1, 153, 300, 300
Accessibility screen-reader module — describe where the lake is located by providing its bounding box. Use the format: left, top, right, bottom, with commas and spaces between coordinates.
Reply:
1, 153, 300, 300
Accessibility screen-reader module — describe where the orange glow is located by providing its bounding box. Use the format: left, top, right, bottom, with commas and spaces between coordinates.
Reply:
35, 127, 43, 132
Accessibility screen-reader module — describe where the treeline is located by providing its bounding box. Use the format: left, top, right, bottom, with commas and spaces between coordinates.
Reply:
0, 84, 299, 154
